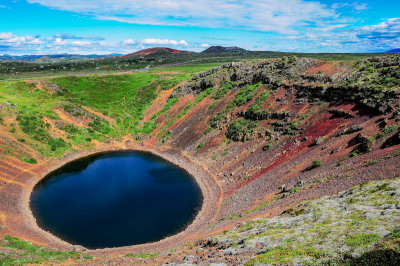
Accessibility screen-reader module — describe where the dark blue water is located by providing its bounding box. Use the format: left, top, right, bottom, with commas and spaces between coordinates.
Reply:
30, 151, 203, 249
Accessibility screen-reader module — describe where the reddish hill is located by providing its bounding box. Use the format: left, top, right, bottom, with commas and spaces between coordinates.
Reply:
121, 47, 192, 57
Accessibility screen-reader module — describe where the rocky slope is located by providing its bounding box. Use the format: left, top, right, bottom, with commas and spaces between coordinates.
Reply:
0, 55, 399, 264
161, 177, 400, 265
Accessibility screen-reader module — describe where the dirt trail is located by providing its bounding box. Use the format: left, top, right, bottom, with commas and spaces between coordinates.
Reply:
53, 108, 87, 128
81, 106, 116, 127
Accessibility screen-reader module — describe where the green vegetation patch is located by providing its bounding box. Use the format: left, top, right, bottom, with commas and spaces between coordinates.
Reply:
247, 89, 270, 115
142, 97, 178, 134
124, 252, 159, 259
233, 82, 261, 107
16, 114, 69, 154
0, 235, 92, 265
249, 246, 325, 265
312, 159, 322, 168
212, 81, 235, 100
159, 87, 213, 136
226, 119, 257, 141
214, 177, 400, 265
345, 233, 381, 248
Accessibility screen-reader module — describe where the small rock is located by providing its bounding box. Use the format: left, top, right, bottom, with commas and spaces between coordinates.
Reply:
223, 247, 237, 256
183, 254, 196, 262
279, 184, 289, 193
72, 245, 86, 252
382, 204, 392, 210
313, 137, 325, 145
196, 248, 206, 255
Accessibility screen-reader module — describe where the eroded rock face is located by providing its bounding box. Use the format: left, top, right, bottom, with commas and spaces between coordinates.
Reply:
355, 133, 372, 154
337, 125, 362, 137
172, 55, 400, 114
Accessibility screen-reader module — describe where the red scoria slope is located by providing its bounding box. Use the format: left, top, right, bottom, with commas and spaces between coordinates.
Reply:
121, 47, 191, 57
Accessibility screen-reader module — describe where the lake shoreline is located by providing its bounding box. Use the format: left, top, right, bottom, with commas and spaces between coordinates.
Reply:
6, 138, 222, 256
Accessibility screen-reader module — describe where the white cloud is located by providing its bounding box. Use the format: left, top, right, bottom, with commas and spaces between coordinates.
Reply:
332, 2, 368, 11
70, 40, 91, 46
0, 32, 42, 45
140, 38, 188, 46
122, 38, 136, 45
27, 0, 338, 34
277, 17, 400, 52
200, 43, 210, 47
54, 37, 69, 45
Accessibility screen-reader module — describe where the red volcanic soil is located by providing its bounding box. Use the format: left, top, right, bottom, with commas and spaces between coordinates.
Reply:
121, 47, 191, 57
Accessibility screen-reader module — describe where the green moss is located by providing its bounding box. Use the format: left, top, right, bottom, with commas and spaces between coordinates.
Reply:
345, 233, 381, 248
249, 246, 325, 265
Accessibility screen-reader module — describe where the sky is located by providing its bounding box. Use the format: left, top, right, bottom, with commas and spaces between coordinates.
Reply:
0, 0, 399, 55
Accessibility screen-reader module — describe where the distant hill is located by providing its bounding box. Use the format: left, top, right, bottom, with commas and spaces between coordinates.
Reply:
201, 46, 248, 54
385, 49, 400, 53
0, 53, 120, 61
121, 47, 193, 58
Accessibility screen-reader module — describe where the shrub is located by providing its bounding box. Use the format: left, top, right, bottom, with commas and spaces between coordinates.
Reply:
48, 138, 67, 151
88, 119, 111, 134
204, 128, 213, 136
226, 119, 257, 141
21, 157, 37, 164
292, 187, 300, 193
312, 160, 322, 168
17, 114, 48, 142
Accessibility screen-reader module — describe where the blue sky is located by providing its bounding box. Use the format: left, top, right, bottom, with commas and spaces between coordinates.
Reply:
0, 0, 399, 55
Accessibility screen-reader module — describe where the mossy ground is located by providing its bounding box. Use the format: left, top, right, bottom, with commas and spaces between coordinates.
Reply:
210, 177, 400, 265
